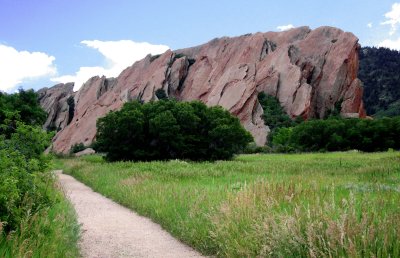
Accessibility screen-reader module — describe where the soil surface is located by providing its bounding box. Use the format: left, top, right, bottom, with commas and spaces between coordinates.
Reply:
57, 171, 204, 258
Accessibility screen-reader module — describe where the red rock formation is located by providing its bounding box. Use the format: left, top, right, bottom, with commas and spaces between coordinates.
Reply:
37, 83, 74, 131
45, 26, 366, 153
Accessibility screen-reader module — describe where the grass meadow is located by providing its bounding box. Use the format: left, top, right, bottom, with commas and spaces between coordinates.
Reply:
60, 152, 400, 257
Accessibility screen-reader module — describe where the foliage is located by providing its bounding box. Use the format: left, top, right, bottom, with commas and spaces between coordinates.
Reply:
70, 142, 86, 154
94, 100, 253, 161
258, 92, 295, 131
271, 117, 400, 152
359, 47, 400, 117
0, 90, 79, 256
0, 123, 53, 232
155, 88, 168, 100
0, 179, 80, 258
257, 92, 302, 151
242, 142, 271, 154
270, 127, 296, 153
0, 89, 47, 137
61, 152, 400, 257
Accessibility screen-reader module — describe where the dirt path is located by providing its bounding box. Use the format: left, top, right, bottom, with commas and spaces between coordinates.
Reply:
57, 171, 204, 258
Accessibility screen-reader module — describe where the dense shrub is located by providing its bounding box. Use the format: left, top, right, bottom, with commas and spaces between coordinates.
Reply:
155, 88, 168, 100
0, 123, 53, 232
242, 142, 272, 154
70, 142, 86, 154
94, 100, 253, 161
0, 89, 54, 233
271, 117, 400, 152
258, 92, 295, 131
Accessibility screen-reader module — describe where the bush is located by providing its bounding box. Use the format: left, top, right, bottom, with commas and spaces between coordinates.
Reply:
242, 142, 272, 154
258, 92, 295, 131
94, 100, 253, 161
70, 142, 86, 154
155, 88, 168, 100
0, 123, 52, 232
272, 117, 400, 152
270, 127, 296, 153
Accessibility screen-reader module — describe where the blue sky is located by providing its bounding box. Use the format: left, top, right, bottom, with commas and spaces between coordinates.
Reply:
1, 0, 399, 92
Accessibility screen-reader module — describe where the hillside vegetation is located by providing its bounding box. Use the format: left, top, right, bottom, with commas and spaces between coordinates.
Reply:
61, 152, 400, 257
359, 47, 400, 117
0, 90, 79, 257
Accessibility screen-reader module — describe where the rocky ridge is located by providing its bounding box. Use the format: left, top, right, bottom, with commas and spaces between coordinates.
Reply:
38, 83, 75, 131
41, 26, 366, 153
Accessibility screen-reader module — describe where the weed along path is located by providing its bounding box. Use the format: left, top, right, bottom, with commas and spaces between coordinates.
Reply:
56, 171, 203, 258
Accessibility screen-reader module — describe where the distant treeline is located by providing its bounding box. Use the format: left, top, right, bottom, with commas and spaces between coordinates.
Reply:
256, 92, 400, 153
271, 117, 400, 152
359, 47, 400, 117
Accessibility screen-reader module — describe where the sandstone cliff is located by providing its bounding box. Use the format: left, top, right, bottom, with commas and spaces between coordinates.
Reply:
42, 26, 366, 153
37, 83, 75, 131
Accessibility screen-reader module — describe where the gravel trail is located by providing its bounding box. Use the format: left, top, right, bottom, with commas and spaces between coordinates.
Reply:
57, 171, 204, 258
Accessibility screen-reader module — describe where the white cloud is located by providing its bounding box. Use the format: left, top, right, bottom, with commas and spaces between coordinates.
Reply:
367, 22, 373, 28
276, 24, 295, 31
51, 40, 169, 91
378, 37, 400, 50
381, 3, 400, 35
0, 44, 56, 92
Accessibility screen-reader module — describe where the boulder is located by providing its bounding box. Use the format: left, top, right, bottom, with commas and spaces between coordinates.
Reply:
74, 148, 96, 157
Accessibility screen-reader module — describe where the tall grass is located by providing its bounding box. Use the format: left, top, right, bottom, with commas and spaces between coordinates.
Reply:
61, 152, 400, 257
0, 173, 80, 258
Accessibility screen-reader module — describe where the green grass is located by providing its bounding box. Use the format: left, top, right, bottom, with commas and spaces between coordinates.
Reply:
60, 152, 400, 257
0, 165, 80, 258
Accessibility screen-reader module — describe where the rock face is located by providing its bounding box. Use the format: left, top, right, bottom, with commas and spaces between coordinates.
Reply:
37, 83, 75, 131
43, 26, 366, 153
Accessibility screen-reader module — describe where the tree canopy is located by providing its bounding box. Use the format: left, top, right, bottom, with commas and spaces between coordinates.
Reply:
359, 47, 400, 117
0, 89, 47, 137
270, 117, 400, 152
93, 100, 253, 161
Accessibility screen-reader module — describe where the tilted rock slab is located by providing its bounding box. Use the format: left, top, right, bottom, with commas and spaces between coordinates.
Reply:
47, 26, 365, 153
38, 83, 75, 131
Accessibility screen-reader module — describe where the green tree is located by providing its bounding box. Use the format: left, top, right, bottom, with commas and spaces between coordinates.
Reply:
0, 89, 47, 137
359, 47, 400, 116
94, 100, 253, 161
258, 92, 294, 131
285, 117, 400, 152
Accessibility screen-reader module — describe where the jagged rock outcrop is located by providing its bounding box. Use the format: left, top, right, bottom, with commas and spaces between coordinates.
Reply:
43, 26, 366, 153
37, 83, 75, 131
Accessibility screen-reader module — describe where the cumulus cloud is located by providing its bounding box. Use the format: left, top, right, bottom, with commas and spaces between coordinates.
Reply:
367, 22, 373, 28
0, 44, 56, 92
51, 40, 169, 91
276, 24, 295, 31
381, 2, 400, 35
378, 37, 400, 50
